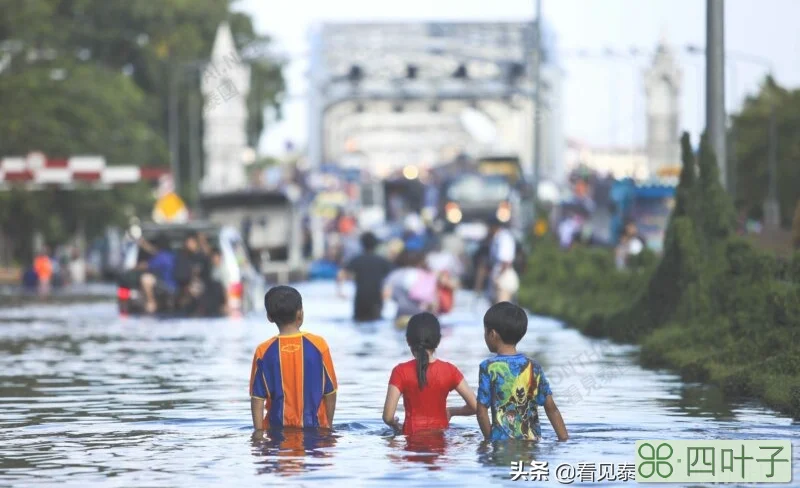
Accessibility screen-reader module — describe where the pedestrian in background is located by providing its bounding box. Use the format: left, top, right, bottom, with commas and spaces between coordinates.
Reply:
34, 247, 53, 296
487, 217, 519, 304
68, 247, 86, 285
337, 232, 393, 322
383, 250, 437, 328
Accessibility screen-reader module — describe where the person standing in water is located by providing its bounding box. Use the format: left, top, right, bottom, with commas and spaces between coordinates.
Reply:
383, 250, 437, 329
33, 247, 53, 296
477, 302, 568, 441
337, 232, 393, 322
382, 312, 477, 435
250, 286, 338, 430
486, 217, 520, 304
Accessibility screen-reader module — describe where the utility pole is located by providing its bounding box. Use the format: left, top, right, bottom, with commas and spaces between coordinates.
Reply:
168, 64, 180, 194
188, 90, 201, 211
728, 117, 737, 202
532, 0, 543, 204
765, 106, 780, 229
706, 0, 727, 189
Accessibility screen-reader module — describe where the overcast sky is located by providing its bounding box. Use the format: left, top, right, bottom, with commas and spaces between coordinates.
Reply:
236, 0, 800, 155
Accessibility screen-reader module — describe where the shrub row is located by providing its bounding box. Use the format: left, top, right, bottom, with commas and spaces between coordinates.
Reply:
519, 133, 800, 419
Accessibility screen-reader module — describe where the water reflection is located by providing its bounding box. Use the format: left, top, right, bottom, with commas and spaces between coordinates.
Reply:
0, 283, 797, 486
251, 428, 338, 477
477, 439, 540, 469
387, 431, 448, 470
659, 383, 737, 420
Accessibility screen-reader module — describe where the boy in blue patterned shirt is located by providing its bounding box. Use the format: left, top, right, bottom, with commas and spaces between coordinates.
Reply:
476, 302, 569, 441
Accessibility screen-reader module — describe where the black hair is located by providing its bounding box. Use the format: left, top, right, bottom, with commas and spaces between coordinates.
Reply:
484, 301, 528, 345
210, 246, 221, 256
487, 215, 503, 228
264, 285, 303, 326
406, 312, 442, 389
427, 235, 443, 253
395, 250, 411, 268
153, 233, 171, 251
360, 232, 379, 251
400, 250, 426, 269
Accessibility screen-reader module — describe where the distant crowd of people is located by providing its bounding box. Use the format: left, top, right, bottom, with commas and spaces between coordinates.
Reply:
23, 246, 87, 295
336, 215, 525, 327
555, 208, 647, 270
128, 232, 226, 316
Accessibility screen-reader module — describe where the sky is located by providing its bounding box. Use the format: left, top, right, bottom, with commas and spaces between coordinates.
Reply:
236, 0, 800, 155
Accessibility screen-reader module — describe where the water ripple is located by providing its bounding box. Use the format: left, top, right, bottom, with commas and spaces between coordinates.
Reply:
0, 282, 797, 486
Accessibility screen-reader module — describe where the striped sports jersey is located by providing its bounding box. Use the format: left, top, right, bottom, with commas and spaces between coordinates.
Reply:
249, 332, 337, 428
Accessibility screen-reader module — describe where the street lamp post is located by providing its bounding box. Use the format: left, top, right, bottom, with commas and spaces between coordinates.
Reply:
706, 0, 727, 189
532, 0, 543, 206
765, 105, 780, 228
168, 63, 180, 193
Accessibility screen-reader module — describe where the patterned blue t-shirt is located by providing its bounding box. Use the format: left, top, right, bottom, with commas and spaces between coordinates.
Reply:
477, 354, 552, 441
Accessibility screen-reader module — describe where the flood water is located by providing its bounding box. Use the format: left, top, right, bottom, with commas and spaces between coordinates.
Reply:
1, 281, 797, 487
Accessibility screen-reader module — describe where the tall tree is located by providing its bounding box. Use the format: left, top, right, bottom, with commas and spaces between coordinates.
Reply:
731, 76, 800, 227
0, 0, 284, 263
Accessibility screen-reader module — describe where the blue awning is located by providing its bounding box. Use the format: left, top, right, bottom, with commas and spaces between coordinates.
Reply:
634, 185, 676, 199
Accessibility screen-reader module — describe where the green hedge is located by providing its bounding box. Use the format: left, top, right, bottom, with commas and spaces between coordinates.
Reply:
520, 133, 800, 419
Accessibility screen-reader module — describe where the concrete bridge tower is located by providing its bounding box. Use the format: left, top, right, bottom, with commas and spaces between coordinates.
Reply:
644, 33, 682, 178
201, 22, 251, 193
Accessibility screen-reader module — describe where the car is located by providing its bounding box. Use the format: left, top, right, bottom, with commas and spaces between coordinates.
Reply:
440, 173, 520, 230
116, 221, 265, 317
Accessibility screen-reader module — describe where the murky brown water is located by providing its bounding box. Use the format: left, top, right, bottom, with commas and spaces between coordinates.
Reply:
0, 282, 797, 486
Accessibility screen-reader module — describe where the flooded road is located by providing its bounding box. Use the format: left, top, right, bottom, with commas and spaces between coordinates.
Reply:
0, 281, 797, 487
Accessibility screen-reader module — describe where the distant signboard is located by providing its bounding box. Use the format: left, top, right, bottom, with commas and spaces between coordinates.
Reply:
152, 192, 188, 224
477, 158, 522, 183
312, 191, 348, 219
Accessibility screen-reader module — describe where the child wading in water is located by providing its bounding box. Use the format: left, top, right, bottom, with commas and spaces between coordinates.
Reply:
250, 286, 338, 430
382, 312, 477, 434
477, 302, 568, 441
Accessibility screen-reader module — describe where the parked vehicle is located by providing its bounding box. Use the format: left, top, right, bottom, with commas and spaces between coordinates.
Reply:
116, 221, 264, 317
199, 190, 303, 273
440, 173, 521, 230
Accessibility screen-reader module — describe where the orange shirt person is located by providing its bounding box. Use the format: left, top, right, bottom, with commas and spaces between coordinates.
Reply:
250, 286, 338, 430
34, 250, 53, 293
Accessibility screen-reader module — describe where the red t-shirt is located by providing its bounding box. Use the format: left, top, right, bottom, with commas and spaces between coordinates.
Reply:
389, 359, 464, 435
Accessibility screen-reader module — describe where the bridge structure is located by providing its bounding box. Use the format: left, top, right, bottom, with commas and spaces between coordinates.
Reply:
307, 21, 566, 184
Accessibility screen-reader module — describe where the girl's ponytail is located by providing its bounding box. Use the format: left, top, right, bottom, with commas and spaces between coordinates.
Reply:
406, 312, 442, 390
412, 344, 430, 389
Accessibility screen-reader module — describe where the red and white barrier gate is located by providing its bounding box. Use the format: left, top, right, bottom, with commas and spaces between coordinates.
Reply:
0, 154, 169, 189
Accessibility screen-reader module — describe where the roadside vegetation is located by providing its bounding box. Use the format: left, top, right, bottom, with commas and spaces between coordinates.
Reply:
0, 1, 284, 264
519, 132, 800, 419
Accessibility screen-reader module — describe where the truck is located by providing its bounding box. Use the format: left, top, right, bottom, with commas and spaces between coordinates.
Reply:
439, 155, 534, 235
198, 190, 306, 282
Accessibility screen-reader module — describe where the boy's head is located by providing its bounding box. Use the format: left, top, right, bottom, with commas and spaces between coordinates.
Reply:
487, 215, 504, 235
210, 247, 222, 265
360, 232, 379, 252
264, 285, 304, 328
154, 233, 171, 252
483, 301, 528, 352
184, 233, 199, 253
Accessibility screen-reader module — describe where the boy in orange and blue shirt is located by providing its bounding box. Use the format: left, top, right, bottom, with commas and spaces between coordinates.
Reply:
250, 286, 338, 430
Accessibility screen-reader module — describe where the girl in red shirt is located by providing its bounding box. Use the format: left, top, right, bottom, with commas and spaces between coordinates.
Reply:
382, 312, 477, 435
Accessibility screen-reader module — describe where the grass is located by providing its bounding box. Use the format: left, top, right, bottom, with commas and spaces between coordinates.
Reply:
518, 239, 800, 420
